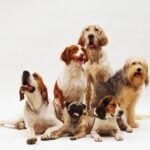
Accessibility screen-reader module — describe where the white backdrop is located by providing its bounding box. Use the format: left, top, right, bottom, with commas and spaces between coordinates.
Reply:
0, 0, 150, 149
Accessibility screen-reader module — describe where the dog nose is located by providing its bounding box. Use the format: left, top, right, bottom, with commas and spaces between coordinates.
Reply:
80, 53, 84, 58
22, 70, 30, 85
137, 68, 142, 72
88, 34, 94, 40
118, 110, 124, 116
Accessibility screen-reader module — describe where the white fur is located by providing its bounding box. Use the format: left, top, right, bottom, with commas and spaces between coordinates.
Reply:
57, 61, 87, 104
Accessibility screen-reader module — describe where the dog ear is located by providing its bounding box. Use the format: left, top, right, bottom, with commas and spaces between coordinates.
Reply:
78, 31, 85, 47
103, 97, 111, 107
33, 73, 49, 104
65, 101, 72, 108
96, 105, 106, 119
98, 30, 108, 47
81, 103, 86, 109
61, 47, 71, 65
145, 76, 149, 86
81, 48, 89, 63
19, 87, 24, 101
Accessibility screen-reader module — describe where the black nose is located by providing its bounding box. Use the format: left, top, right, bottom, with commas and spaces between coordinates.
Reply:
137, 68, 142, 72
88, 34, 94, 40
22, 70, 30, 85
118, 110, 124, 116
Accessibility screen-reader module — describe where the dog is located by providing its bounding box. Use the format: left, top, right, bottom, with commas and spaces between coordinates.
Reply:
91, 95, 128, 142
53, 44, 89, 120
94, 58, 149, 128
0, 71, 63, 144
50, 101, 93, 140
78, 25, 112, 115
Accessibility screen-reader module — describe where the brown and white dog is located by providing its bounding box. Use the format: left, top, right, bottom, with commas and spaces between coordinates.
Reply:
91, 96, 131, 142
53, 44, 89, 120
0, 71, 63, 144
50, 101, 93, 140
78, 25, 112, 115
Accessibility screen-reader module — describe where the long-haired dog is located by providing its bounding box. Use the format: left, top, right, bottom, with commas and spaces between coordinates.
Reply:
53, 44, 88, 120
50, 101, 93, 140
93, 58, 149, 128
91, 96, 126, 142
78, 25, 112, 115
0, 71, 63, 144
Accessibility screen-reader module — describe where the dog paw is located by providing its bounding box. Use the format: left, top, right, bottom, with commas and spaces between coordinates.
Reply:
41, 133, 51, 141
130, 122, 139, 128
70, 136, 77, 140
115, 135, 123, 141
27, 138, 37, 145
17, 122, 26, 130
92, 134, 102, 142
49, 134, 58, 140
126, 126, 133, 133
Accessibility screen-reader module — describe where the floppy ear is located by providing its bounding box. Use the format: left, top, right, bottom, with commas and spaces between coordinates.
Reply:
61, 47, 71, 65
65, 101, 72, 108
19, 87, 24, 101
81, 103, 86, 109
98, 30, 108, 47
96, 105, 106, 119
78, 31, 85, 47
81, 48, 89, 63
103, 98, 111, 107
33, 73, 49, 104
145, 76, 149, 86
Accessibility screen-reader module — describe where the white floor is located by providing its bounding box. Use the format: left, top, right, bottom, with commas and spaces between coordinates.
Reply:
0, 120, 150, 150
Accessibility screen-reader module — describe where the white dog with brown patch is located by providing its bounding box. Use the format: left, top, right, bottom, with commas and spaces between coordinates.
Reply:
0, 71, 63, 144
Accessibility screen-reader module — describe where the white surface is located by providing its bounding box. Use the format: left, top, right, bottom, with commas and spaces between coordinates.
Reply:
0, 0, 150, 149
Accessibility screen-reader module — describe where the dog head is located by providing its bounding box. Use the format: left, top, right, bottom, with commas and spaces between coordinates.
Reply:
61, 44, 88, 65
94, 96, 123, 120
19, 70, 49, 103
78, 25, 108, 50
123, 58, 149, 87
65, 101, 86, 120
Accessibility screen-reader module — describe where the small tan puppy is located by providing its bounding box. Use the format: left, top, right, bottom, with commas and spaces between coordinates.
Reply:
50, 101, 93, 140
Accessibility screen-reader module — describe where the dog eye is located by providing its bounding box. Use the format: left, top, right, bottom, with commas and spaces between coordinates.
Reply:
85, 28, 89, 31
132, 62, 136, 65
95, 28, 99, 32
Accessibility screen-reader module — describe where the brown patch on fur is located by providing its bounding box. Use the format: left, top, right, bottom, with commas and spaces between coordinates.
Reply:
98, 34, 108, 46
61, 45, 79, 65
33, 73, 49, 104
105, 97, 116, 114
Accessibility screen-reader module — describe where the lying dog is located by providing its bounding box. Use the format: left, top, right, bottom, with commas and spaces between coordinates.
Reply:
50, 101, 93, 140
94, 58, 149, 128
0, 71, 63, 144
91, 96, 130, 142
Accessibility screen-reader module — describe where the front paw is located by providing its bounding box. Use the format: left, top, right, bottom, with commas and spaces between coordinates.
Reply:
70, 136, 77, 140
41, 133, 51, 141
126, 126, 133, 133
27, 138, 37, 145
130, 122, 139, 128
115, 134, 123, 141
91, 134, 102, 142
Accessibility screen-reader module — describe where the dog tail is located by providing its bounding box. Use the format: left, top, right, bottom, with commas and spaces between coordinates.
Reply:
136, 114, 150, 120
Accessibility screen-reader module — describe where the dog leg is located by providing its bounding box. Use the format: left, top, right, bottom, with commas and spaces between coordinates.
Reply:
50, 126, 66, 140
127, 106, 139, 128
26, 125, 37, 145
0, 118, 25, 130
91, 130, 102, 142
70, 131, 86, 140
113, 123, 123, 141
41, 119, 63, 141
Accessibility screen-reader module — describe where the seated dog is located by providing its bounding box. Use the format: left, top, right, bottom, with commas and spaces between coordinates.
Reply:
50, 101, 93, 140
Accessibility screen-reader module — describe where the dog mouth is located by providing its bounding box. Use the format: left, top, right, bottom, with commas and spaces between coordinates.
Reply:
20, 85, 35, 93
134, 72, 142, 78
75, 57, 85, 65
88, 42, 97, 49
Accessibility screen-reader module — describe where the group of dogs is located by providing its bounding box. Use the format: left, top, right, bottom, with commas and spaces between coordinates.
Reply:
0, 25, 149, 144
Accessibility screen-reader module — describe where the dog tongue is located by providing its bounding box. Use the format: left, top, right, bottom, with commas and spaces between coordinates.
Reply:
73, 112, 79, 117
